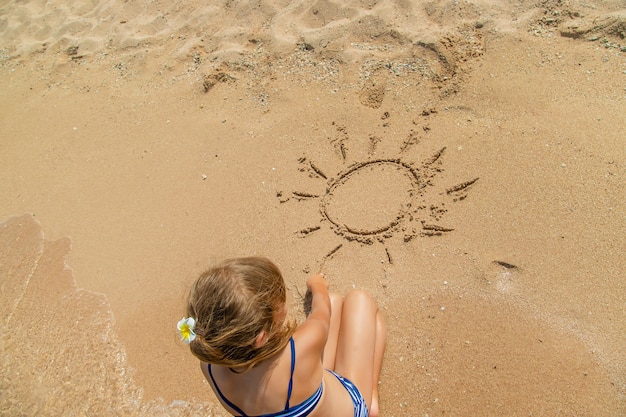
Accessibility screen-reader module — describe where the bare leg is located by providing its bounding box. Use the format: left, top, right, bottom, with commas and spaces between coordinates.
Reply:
323, 292, 343, 370
333, 290, 385, 414
369, 310, 386, 417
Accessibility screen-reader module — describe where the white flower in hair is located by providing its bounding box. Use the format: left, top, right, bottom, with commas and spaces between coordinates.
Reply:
177, 317, 196, 344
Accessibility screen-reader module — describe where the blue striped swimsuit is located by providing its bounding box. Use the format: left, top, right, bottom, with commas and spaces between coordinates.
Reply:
208, 337, 368, 417
326, 370, 368, 417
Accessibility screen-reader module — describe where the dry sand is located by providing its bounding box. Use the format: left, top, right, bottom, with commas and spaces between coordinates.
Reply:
1, 0, 625, 415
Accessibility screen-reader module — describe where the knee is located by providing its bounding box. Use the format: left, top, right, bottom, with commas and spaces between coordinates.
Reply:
344, 289, 377, 309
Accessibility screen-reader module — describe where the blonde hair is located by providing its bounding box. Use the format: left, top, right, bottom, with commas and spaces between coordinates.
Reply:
186, 257, 295, 370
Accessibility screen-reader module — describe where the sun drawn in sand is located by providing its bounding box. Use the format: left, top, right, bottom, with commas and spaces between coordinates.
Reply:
278, 127, 478, 264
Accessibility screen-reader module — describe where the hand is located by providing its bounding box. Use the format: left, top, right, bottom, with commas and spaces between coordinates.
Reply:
304, 274, 328, 316
306, 273, 329, 291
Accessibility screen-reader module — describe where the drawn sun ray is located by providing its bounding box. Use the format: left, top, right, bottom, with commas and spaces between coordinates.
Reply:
281, 139, 478, 265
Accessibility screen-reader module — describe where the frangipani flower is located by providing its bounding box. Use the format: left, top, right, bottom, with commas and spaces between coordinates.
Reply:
177, 317, 196, 344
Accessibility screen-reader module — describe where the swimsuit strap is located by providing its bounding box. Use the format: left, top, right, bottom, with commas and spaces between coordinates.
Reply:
207, 337, 296, 417
207, 364, 248, 417
285, 336, 296, 409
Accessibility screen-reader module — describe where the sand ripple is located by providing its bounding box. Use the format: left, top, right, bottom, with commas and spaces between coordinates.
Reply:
2, 0, 623, 90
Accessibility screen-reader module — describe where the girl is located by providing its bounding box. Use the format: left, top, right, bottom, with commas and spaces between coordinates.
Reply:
178, 257, 386, 417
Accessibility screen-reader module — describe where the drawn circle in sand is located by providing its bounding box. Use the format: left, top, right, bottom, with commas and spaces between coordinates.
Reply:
321, 160, 421, 239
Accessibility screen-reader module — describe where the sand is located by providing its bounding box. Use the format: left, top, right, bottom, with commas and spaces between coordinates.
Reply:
1, 0, 625, 415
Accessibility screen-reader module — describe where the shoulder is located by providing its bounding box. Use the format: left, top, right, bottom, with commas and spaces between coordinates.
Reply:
293, 304, 331, 354
292, 320, 325, 356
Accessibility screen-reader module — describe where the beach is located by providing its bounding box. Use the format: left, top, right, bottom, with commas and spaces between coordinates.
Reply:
1, 0, 625, 415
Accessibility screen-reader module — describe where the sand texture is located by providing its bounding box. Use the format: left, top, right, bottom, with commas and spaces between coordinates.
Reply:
1, 0, 625, 415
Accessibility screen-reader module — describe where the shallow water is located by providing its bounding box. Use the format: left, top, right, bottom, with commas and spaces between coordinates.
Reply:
0, 215, 222, 416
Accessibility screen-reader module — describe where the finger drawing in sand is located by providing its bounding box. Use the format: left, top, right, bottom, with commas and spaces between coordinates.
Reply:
279, 127, 478, 264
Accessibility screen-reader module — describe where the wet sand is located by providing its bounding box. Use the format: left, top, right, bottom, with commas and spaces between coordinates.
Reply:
1, 0, 625, 415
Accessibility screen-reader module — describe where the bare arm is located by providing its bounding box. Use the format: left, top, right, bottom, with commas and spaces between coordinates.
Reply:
295, 273, 331, 353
